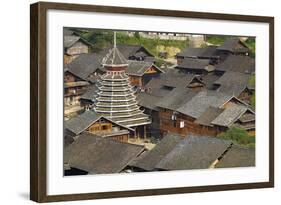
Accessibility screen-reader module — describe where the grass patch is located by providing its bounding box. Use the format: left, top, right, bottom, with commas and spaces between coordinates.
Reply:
205, 35, 228, 45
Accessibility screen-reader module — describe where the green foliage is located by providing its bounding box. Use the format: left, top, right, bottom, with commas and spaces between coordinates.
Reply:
248, 75, 255, 87
218, 126, 255, 147
134, 32, 140, 39
206, 35, 228, 45
244, 37, 256, 57
154, 58, 165, 67
250, 92, 255, 108
71, 29, 113, 52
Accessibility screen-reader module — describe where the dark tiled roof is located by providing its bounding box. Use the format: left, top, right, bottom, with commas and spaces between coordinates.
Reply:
126, 61, 164, 76
162, 73, 202, 88
66, 53, 103, 80
156, 135, 232, 170
64, 135, 74, 148
177, 58, 211, 70
145, 70, 202, 97
117, 44, 153, 59
195, 107, 224, 126
215, 55, 255, 74
214, 71, 251, 96
145, 78, 172, 97
64, 133, 145, 174
156, 87, 197, 111
211, 105, 249, 127
80, 85, 98, 101
64, 110, 100, 135
177, 46, 219, 58
136, 92, 162, 111
201, 73, 221, 89
217, 38, 250, 53
216, 145, 255, 168
130, 134, 182, 171
63, 28, 75, 36
239, 113, 255, 123
64, 36, 81, 48
177, 90, 232, 119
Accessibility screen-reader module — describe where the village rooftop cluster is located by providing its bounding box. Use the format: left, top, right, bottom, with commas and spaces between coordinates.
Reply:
63, 29, 255, 175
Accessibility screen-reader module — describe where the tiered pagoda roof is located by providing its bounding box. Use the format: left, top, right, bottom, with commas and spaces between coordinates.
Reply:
93, 36, 151, 128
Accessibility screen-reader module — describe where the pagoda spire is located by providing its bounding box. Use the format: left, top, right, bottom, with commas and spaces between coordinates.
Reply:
101, 32, 128, 68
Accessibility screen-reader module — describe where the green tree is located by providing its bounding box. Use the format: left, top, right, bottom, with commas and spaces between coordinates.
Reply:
134, 32, 140, 39
218, 126, 255, 147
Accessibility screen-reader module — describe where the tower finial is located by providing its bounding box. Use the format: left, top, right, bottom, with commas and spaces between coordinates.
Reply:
114, 31, 116, 48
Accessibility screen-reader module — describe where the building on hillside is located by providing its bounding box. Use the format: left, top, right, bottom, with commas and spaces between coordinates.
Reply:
64, 67, 91, 107
65, 53, 105, 82
113, 44, 155, 62
65, 110, 134, 142
215, 55, 255, 75
195, 104, 255, 136
176, 46, 220, 65
64, 133, 145, 175
126, 60, 164, 88
213, 71, 254, 103
64, 29, 92, 64
93, 38, 151, 139
144, 70, 205, 96
216, 38, 251, 60
176, 58, 215, 75
63, 53, 105, 108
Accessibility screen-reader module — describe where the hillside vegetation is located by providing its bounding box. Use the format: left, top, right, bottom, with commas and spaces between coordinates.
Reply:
71, 29, 189, 59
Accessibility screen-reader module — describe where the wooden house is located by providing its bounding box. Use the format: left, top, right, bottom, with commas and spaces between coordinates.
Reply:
176, 46, 220, 65
64, 30, 92, 64
126, 61, 164, 87
195, 104, 255, 136
64, 133, 145, 175
64, 68, 90, 107
117, 44, 155, 62
216, 38, 251, 60
176, 58, 215, 75
215, 55, 255, 75
156, 87, 197, 136
144, 70, 205, 96
213, 71, 254, 103
136, 92, 163, 137
64, 53, 105, 108
65, 110, 134, 142
66, 53, 105, 81
158, 90, 254, 137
